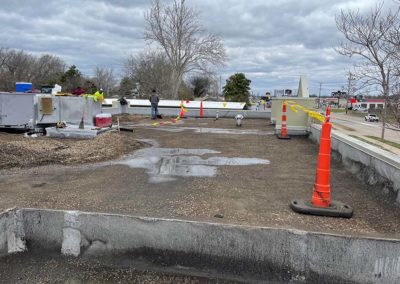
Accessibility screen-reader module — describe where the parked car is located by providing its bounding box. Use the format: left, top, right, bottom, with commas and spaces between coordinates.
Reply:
353, 107, 368, 112
365, 114, 379, 122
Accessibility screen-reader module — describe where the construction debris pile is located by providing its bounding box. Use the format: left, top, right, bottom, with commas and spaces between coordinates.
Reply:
0, 132, 144, 169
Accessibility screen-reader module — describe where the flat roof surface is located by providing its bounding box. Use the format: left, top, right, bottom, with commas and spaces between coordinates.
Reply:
0, 118, 399, 238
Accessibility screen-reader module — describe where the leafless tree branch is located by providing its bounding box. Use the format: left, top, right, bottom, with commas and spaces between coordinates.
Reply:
144, 0, 226, 98
335, 1, 400, 137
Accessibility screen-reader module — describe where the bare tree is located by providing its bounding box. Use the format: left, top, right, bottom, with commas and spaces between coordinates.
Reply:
0, 49, 36, 91
0, 47, 13, 90
0, 47, 11, 69
124, 50, 174, 98
189, 75, 212, 97
91, 67, 117, 97
335, 2, 400, 138
31, 54, 65, 86
144, 0, 226, 99
387, 87, 400, 128
0, 48, 66, 91
385, 12, 400, 78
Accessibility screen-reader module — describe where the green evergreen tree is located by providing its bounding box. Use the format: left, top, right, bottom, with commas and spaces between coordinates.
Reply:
60, 65, 81, 83
60, 65, 84, 92
223, 73, 251, 103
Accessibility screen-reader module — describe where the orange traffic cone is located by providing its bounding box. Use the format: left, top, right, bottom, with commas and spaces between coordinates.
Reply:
312, 106, 332, 207
200, 101, 204, 118
179, 100, 186, 118
278, 101, 290, 139
290, 106, 353, 218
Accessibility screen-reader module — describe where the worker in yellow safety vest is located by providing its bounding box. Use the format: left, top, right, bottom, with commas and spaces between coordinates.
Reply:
93, 88, 104, 102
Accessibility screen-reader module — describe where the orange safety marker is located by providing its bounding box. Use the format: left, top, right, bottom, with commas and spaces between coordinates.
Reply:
200, 100, 204, 118
290, 106, 353, 218
277, 101, 290, 139
312, 106, 331, 207
179, 100, 187, 118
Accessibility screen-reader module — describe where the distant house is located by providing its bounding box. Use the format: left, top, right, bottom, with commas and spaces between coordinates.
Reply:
320, 97, 346, 107
322, 97, 340, 105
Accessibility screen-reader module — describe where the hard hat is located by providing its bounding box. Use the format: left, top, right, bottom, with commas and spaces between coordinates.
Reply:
100, 88, 103, 91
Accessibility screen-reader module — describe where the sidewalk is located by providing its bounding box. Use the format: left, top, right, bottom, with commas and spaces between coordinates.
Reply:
332, 123, 400, 155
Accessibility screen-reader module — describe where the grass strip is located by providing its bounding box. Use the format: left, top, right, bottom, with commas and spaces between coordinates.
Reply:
365, 135, 400, 149
348, 135, 394, 153
330, 108, 345, 113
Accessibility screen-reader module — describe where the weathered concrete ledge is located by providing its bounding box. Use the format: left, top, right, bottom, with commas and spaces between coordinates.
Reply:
102, 106, 271, 119
309, 124, 400, 203
45, 126, 114, 139
1, 208, 400, 283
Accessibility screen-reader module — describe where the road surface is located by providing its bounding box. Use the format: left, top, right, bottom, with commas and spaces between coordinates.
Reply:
331, 112, 400, 155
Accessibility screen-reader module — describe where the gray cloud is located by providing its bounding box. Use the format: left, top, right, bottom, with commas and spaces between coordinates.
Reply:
0, 0, 390, 95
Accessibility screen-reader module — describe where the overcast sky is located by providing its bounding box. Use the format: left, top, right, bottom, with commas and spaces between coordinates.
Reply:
0, 0, 394, 95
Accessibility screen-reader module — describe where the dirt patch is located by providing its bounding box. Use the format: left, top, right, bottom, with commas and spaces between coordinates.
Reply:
0, 131, 144, 169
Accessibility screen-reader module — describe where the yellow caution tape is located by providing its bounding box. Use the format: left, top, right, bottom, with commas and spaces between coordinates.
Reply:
286, 101, 326, 123
180, 101, 187, 113
152, 116, 181, 127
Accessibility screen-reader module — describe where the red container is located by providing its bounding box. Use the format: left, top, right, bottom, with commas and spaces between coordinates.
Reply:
95, 113, 112, 128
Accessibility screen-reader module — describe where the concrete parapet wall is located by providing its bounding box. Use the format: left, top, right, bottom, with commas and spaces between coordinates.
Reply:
0, 209, 26, 256
102, 106, 271, 119
274, 125, 310, 136
104, 99, 246, 110
309, 124, 400, 203
0, 210, 9, 256
1, 208, 400, 283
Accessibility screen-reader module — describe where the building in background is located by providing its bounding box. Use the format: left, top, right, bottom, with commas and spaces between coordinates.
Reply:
357, 99, 385, 110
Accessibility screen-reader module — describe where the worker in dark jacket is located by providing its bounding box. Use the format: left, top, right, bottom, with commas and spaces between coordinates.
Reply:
149, 89, 160, 119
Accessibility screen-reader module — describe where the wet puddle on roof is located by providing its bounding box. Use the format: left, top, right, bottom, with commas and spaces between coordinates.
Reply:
143, 126, 275, 135
116, 146, 270, 183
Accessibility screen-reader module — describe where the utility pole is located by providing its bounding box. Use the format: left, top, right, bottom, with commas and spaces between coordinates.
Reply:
318, 82, 322, 109
346, 72, 355, 114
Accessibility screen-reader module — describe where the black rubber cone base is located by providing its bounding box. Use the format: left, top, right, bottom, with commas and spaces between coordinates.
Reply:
277, 134, 291, 140
290, 199, 353, 218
